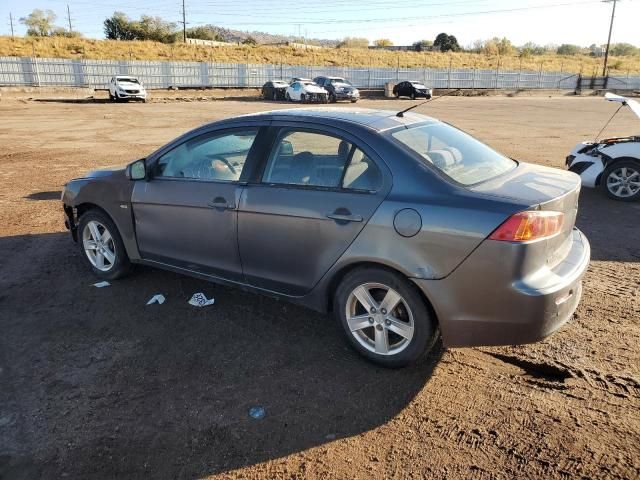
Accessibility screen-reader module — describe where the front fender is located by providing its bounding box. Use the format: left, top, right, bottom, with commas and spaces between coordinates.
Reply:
62, 172, 140, 260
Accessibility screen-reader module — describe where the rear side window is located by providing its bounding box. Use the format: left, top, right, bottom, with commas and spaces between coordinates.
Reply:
262, 130, 382, 191
391, 122, 516, 185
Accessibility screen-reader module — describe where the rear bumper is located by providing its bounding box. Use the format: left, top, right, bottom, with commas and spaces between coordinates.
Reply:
413, 228, 590, 348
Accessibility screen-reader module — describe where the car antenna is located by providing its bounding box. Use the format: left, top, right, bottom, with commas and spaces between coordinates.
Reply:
396, 88, 461, 118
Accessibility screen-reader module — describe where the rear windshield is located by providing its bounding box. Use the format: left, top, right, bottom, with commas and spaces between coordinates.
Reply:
391, 122, 516, 185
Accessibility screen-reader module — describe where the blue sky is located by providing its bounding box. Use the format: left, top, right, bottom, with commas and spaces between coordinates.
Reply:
1, 0, 639, 47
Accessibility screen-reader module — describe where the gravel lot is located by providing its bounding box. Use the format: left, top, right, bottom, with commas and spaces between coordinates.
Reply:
0, 95, 638, 479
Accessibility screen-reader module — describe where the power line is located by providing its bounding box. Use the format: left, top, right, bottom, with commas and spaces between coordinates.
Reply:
602, 0, 617, 76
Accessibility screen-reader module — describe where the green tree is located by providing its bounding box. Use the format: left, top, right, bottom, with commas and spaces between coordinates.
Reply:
186, 26, 224, 42
104, 12, 136, 41
373, 38, 393, 47
610, 43, 638, 56
433, 33, 460, 52
132, 15, 177, 43
413, 39, 433, 52
557, 44, 583, 55
20, 9, 57, 37
242, 36, 257, 45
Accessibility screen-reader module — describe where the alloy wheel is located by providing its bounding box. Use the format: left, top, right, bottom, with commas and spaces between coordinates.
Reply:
345, 282, 415, 356
606, 166, 640, 198
82, 220, 116, 272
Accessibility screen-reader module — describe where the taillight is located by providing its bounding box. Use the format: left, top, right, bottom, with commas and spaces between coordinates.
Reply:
489, 211, 564, 242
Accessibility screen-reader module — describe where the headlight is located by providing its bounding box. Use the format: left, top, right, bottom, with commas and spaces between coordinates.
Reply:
336, 87, 345, 93
352, 89, 359, 94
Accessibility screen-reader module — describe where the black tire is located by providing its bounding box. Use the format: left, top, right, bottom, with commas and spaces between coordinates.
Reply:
273, 91, 278, 101
394, 91, 400, 98
350, 98, 358, 103
77, 209, 132, 281
285, 92, 291, 101
329, 92, 337, 103
301, 93, 307, 103
109, 92, 115, 101
334, 267, 439, 368
410, 92, 416, 100
600, 159, 640, 202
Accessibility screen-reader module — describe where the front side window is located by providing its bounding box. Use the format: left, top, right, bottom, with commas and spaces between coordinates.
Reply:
154, 129, 258, 182
391, 122, 516, 185
263, 130, 382, 190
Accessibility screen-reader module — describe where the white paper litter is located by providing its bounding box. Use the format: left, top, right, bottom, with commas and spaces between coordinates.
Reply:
188, 292, 215, 307
93, 281, 110, 288
146, 294, 166, 305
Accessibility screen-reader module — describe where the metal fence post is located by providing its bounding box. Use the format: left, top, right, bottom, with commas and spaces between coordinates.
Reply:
447, 57, 452, 89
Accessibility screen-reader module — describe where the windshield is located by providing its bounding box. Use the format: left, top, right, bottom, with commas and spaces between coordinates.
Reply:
331, 78, 352, 85
117, 78, 139, 84
391, 122, 516, 185
411, 83, 427, 89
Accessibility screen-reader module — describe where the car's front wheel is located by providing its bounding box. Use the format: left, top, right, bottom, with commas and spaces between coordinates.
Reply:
273, 91, 278, 101
334, 267, 438, 367
78, 209, 132, 280
601, 160, 640, 201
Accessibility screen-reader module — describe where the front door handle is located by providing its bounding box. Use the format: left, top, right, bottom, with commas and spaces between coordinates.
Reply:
207, 197, 236, 210
326, 211, 363, 223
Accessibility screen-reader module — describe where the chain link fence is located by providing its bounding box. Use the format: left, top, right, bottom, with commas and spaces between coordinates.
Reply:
2, 56, 640, 91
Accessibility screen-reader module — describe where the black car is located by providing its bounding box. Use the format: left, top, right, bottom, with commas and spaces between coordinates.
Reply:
262, 80, 289, 101
312, 76, 360, 103
393, 81, 433, 100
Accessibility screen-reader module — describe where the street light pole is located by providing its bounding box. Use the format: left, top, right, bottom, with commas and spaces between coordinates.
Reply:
602, 0, 617, 76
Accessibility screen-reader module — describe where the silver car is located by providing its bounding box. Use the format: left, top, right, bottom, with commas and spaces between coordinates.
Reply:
62, 108, 590, 367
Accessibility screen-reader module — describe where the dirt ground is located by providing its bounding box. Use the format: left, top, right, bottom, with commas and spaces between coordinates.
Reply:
0, 95, 638, 480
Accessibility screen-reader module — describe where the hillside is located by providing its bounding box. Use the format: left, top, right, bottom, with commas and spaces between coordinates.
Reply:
2, 36, 640, 74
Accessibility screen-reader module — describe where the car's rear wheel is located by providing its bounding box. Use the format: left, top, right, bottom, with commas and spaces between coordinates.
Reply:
273, 91, 278, 101
334, 267, 438, 367
601, 160, 640, 201
394, 91, 400, 98
78, 209, 132, 280
329, 93, 337, 103
285, 92, 291, 101
301, 93, 307, 103
411, 92, 416, 100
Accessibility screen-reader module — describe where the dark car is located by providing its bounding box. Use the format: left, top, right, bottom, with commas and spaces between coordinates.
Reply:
313, 76, 360, 103
393, 81, 433, 100
62, 108, 589, 367
261, 80, 289, 101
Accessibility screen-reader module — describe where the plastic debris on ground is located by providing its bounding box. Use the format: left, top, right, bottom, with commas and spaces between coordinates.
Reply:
248, 406, 266, 419
146, 294, 166, 305
188, 292, 215, 307
93, 281, 110, 288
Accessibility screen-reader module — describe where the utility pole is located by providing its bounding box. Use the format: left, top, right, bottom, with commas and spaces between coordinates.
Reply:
9, 12, 15, 39
182, 0, 187, 43
66, 4, 73, 33
602, 0, 617, 76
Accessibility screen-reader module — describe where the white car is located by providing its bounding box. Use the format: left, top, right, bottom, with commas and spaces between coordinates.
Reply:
567, 93, 640, 201
108, 76, 148, 102
285, 81, 328, 103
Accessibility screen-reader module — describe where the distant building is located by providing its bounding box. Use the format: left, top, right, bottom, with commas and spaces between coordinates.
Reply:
187, 38, 232, 47
591, 45, 606, 57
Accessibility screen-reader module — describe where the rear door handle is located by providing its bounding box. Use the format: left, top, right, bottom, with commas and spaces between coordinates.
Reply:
326, 212, 363, 223
207, 197, 236, 210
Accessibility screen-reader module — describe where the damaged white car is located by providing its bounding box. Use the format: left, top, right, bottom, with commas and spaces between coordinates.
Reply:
566, 93, 640, 201
285, 81, 328, 103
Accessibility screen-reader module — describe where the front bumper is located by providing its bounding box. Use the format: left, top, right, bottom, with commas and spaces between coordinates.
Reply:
413, 228, 590, 348
116, 91, 148, 100
334, 91, 360, 100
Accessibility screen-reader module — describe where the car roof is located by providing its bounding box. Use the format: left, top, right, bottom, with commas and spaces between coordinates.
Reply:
235, 107, 438, 132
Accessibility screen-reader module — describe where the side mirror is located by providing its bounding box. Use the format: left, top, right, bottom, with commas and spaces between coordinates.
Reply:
126, 159, 146, 180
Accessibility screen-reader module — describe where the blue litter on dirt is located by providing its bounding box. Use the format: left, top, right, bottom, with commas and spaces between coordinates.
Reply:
249, 406, 265, 419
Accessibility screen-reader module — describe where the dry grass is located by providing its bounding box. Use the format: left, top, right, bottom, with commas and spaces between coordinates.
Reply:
2, 36, 640, 74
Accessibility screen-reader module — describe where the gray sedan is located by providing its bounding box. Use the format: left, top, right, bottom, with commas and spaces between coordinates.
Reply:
62, 108, 590, 367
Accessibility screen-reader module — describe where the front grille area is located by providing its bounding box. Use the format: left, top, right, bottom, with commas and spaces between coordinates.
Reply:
569, 161, 594, 175
125, 89, 139, 94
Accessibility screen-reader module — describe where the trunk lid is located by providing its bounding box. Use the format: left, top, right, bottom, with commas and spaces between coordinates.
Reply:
470, 162, 581, 266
